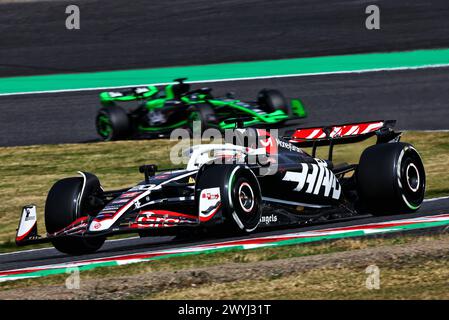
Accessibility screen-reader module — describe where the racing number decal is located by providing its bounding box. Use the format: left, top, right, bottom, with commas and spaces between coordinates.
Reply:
283, 163, 341, 200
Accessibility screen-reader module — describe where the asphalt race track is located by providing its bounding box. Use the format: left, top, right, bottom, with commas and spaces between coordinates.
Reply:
1, 0, 448, 77
1, 67, 449, 146
1, 197, 448, 272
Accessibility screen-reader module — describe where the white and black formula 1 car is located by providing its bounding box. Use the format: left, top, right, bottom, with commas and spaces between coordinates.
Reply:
16, 120, 425, 255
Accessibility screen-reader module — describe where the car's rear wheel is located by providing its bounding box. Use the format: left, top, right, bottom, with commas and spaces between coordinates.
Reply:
257, 89, 291, 115
96, 105, 130, 141
356, 142, 425, 215
45, 177, 105, 255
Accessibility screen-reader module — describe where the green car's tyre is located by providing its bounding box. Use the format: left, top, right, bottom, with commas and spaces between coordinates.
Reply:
187, 104, 217, 135
96, 106, 130, 141
257, 89, 291, 116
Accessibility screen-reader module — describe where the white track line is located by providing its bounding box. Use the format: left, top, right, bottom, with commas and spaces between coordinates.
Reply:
423, 196, 449, 202
0, 247, 53, 256
410, 130, 449, 133
1, 63, 449, 97
0, 236, 139, 257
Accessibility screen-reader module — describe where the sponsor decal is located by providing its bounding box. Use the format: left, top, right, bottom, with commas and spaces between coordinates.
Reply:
283, 163, 341, 200
16, 206, 37, 241
188, 177, 195, 184
199, 187, 221, 221
24, 207, 36, 222
260, 214, 278, 225
153, 174, 171, 180
103, 205, 121, 211
135, 211, 181, 228
202, 192, 219, 200
129, 184, 155, 191
93, 222, 102, 230
276, 138, 303, 153
120, 191, 142, 198
111, 198, 130, 204
95, 215, 112, 221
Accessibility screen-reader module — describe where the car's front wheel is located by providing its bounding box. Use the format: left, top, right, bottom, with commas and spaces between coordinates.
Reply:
196, 164, 262, 233
45, 176, 105, 255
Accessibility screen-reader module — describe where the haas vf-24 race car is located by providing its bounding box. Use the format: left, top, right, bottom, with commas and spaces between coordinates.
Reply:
16, 120, 425, 255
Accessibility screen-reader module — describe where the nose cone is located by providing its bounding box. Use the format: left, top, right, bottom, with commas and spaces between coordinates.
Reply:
89, 190, 146, 232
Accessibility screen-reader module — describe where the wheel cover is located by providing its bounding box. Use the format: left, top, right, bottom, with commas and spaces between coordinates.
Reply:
406, 163, 420, 192
228, 169, 261, 233
238, 182, 255, 213
97, 115, 112, 138
188, 111, 201, 122
398, 147, 425, 210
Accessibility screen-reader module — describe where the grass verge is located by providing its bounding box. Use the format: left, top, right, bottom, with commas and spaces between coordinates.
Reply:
148, 257, 449, 299
0, 231, 448, 299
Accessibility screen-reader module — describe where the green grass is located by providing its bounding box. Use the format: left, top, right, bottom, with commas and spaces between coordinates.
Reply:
0, 131, 448, 251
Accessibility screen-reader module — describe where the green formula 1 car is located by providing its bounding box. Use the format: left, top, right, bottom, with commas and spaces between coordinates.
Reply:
96, 78, 307, 141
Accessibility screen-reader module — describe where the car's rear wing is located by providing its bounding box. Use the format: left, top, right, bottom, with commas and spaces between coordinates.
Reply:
286, 120, 401, 160
288, 120, 399, 146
